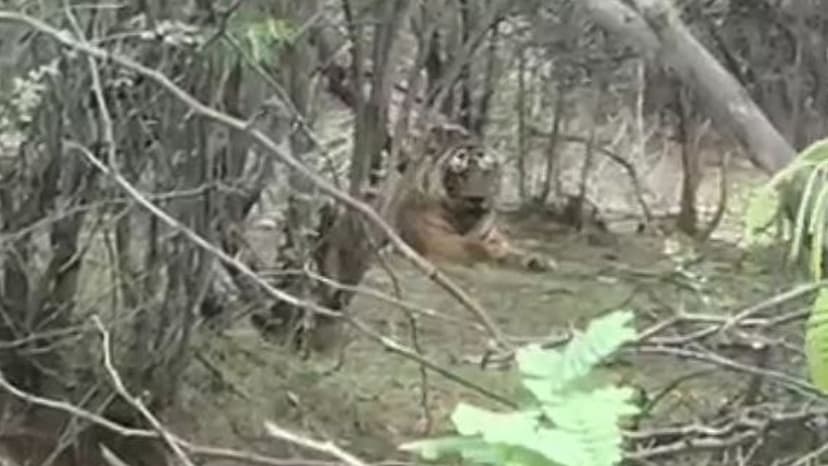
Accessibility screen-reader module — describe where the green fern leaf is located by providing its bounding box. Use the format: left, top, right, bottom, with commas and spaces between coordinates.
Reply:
744, 138, 828, 392
450, 403, 584, 466
743, 185, 780, 244
500, 446, 559, 466
399, 435, 501, 463
766, 138, 828, 189
400, 310, 638, 466
450, 403, 539, 439
806, 288, 828, 393
517, 310, 636, 401
808, 183, 828, 279
795, 138, 828, 164
789, 167, 824, 264
543, 388, 639, 465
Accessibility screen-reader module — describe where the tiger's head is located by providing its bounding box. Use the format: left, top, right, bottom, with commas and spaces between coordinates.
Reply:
402, 123, 502, 233
439, 141, 501, 216
409, 124, 502, 234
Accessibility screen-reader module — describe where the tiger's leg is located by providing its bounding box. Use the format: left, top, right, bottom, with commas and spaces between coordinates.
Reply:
479, 226, 558, 272
409, 209, 488, 267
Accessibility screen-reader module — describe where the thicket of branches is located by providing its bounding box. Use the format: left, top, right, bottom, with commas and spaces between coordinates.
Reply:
0, 0, 827, 465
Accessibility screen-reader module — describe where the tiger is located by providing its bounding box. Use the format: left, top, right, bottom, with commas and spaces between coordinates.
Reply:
393, 124, 556, 271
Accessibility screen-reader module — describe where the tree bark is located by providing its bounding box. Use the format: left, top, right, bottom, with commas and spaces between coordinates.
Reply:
580, 0, 796, 173
580, 0, 828, 256
298, 0, 413, 351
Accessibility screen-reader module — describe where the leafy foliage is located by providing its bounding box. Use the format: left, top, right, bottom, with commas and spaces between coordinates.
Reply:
743, 184, 780, 245
399, 310, 640, 466
743, 137, 828, 393
0, 60, 58, 154
1, 62, 56, 124
806, 288, 828, 392
744, 138, 828, 278
226, 12, 298, 66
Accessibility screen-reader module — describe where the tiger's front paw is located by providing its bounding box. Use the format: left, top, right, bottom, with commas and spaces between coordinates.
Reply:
522, 254, 558, 272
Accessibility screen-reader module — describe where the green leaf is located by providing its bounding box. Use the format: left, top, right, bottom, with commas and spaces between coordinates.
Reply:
517, 310, 636, 401
399, 435, 499, 463
765, 138, 828, 189
744, 138, 828, 399
450, 403, 580, 465
788, 167, 824, 264
540, 388, 639, 466
808, 184, 828, 279
796, 138, 828, 165
224, 16, 299, 66
500, 446, 561, 466
743, 185, 780, 244
400, 310, 639, 466
806, 287, 828, 393
451, 403, 541, 439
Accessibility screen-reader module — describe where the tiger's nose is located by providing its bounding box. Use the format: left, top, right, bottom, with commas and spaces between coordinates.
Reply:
463, 196, 489, 210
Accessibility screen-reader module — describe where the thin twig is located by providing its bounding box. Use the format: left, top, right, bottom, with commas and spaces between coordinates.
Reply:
0, 371, 153, 438
67, 138, 341, 319
633, 345, 822, 398
302, 267, 488, 333
264, 421, 369, 466
345, 315, 516, 408
92, 315, 196, 466
720, 281, 828, 332
0, 369, 346, 466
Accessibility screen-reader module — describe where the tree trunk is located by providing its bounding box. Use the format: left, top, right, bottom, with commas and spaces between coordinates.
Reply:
516, 47, 529, 203
581, 0, 796, 173
537, 86, 565, 204
675, 83, 701, 236
581, 0, 828, 258
258, 0, 413, 352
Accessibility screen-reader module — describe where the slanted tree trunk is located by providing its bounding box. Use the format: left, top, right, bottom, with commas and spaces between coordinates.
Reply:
582, 0, 828, 263
581, 0, 795, 173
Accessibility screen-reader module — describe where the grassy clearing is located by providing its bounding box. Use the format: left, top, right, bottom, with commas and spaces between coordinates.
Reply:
174, 211, 800, 463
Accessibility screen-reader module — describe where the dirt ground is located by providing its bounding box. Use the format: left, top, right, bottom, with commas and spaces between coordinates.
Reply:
161, 158, 812, 465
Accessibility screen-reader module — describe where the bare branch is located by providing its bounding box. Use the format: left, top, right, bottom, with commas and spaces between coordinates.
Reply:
92, 315, 196, 466
0, 10, 510, 349
264, 421, 369, 466
0, 367, 350, 466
